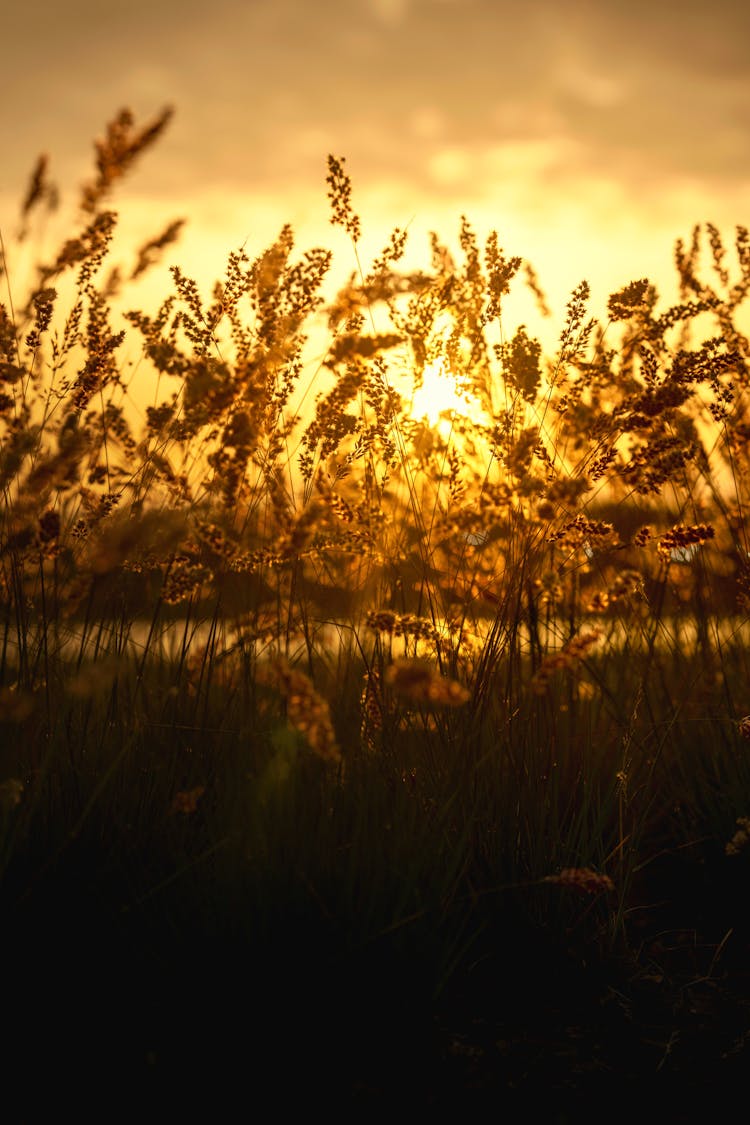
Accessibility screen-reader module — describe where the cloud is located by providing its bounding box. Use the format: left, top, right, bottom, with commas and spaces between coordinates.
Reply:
408, 106, 445, 140
553, 56, 628, 110
368, 0, 410, 26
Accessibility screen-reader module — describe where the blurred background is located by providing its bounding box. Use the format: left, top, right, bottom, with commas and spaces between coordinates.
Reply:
3, 0, 749, 337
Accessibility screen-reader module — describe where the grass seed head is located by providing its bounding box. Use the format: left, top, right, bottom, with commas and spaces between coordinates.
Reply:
260, 660, 341, 765
385, 658, 469, 708
544, 868, 615, 895
726, 817, 750, 856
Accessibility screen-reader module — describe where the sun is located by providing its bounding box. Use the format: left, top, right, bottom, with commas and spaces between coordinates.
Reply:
411, 357, 483, 434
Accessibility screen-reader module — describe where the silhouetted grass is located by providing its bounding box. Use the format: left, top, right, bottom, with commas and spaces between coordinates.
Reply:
2, 110, 750, 1110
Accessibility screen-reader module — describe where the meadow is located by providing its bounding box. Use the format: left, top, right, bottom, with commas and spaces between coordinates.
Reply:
2, 109, 750, 1111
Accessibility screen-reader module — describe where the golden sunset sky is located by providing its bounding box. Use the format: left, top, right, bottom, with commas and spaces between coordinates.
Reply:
3, 0, 749, 341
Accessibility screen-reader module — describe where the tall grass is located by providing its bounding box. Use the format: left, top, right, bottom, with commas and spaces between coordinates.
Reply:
2, 110, 750, 1025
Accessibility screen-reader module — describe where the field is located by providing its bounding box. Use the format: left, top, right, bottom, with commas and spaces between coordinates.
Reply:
2, 110, 750, 1114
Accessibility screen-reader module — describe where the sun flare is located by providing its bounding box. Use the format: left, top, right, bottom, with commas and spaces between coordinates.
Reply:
410, 357, 484, 433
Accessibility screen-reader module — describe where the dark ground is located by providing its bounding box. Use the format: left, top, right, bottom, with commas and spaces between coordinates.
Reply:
5, 845, 750, 1120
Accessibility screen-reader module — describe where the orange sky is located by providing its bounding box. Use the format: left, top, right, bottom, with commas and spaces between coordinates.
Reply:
3, 0, 750, 344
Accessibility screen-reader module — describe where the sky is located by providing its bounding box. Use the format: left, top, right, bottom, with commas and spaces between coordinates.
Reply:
3, 0, 750, 337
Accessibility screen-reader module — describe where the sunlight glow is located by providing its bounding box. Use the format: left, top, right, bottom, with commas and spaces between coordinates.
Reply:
411, 357, 483, 434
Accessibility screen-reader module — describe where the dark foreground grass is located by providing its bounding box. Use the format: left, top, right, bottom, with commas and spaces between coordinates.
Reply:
2, 110, 750, 1115
3, 652, 750, 1116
